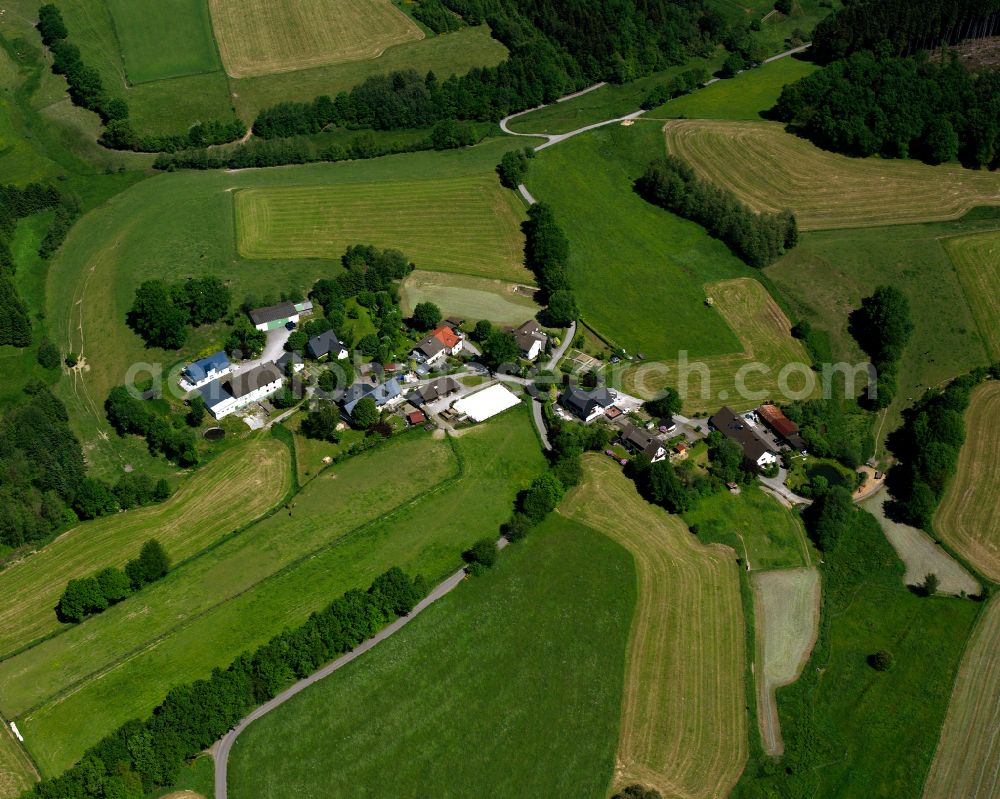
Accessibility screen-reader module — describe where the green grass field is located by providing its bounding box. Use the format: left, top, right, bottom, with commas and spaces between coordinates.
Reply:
942, 231, 1000, 360
649, 56, 817, 121
766, 213, 997, 449
707, 0, 839, 57
399, 269, 540, 326
0, 437, 291, 658
105, 0, 221, 83
683, 486, 812, 571
235, 175, 529, 281
10, 410, 546, 776
524, 121, 757, 360
230, 515, 634, 798
44, 139, 526, 478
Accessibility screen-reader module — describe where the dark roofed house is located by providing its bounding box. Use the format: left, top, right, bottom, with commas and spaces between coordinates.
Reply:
508, 319, 547, 361
341, 377, 403, 416
416, 376, 461, 404
709, 406, 777, 469
412, 335, 446, 364
306, 329, 348, 360
249, 301, 298, 331
620, 422, 667, 463
201, 362, 284, 420
560, 385, 615, 422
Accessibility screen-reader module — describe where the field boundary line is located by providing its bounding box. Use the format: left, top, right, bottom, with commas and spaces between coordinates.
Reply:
15, 438, 464, 721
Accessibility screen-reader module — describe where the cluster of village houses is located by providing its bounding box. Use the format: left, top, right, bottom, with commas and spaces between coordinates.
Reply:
178, 300, 551, 428
178, 299, 805, 471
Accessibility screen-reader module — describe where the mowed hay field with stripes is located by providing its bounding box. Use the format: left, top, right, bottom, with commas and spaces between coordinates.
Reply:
935, 382, 1000, 582
751, 567, 820, 756
923, 596, 1000, 799
663, 120, 1000, 230
562, 456, 747, 798
235, 176, 531, 282
943, 232, 1000, 359
0, 722, 37, 799
625, 277, 815, 409
0, 438, 290, 657
209, 0, 423, 78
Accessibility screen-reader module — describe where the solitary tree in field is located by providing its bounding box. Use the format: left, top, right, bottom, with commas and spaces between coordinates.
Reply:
922, 572, 940, 597
412, 302, 442, 331
869, 650, 894, 671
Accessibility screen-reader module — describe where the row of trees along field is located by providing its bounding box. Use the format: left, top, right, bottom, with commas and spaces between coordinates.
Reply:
849, 285, 913, 411
37, 4, 245, 153
0, 183, 62, 346
522, 203, 578, 326
251, 0, 734, 137
635, 156, 797, 268
29, 568, 428, 799
887, 365, 1000, 528
57, 539, 170, 622
811, 0, 1000, 63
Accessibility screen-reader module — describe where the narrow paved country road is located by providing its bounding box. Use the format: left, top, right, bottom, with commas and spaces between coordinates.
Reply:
518, 183, 537, 205
500, 43, 811, 151
759, 468, 812, 507
215, 562, 483, 799
532, 399, 552, 451
545, 321, 576, 371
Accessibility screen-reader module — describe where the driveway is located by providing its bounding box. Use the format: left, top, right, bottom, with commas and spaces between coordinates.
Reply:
544, 321, 576, 371
230, 325, 290, 375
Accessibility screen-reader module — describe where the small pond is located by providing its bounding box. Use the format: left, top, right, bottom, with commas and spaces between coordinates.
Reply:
807, 463, 847, 486
204, 427, 225, 441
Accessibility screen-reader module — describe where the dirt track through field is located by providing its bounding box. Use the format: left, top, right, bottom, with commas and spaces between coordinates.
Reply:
751, 567, 820, 756
0, 438, 290, 657
562, 456, 747, 798
664, 120, 1000, 230
923, 595, 1000, 799
935, 382, 1000, 582
209, 0, 422, 78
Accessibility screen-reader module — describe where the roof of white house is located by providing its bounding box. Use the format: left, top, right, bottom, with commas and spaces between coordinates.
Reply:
184, 350, 230, 382
249, 301, 297, 326
228, 362, 284, 400
306, 329, 345, 358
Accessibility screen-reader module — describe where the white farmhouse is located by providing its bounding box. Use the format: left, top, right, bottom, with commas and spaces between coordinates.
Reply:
201, 362, 284, 420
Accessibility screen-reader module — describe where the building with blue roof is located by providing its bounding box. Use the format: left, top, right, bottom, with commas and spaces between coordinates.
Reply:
182, 351, 231, 389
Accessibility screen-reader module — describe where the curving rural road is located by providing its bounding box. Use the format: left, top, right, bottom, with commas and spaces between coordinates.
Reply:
214, 541, 508, 799
499, 43, 811, 152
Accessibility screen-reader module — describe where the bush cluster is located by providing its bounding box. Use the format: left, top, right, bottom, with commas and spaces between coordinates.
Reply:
105, 387, 199, 466
31, 568, 427, 798
57, 539, 170, 623
849, 285, 913, 410
640, 67, 709, 109
636, 156, 797, 268
412, 0, 465, 32
126, 277, 231, 350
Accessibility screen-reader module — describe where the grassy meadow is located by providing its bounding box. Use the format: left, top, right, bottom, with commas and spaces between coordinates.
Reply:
0, 721, 37, 799
623, 277, 815, 409
683, 485, 812, 571
524, 121, 757, 360
209, 0, 422, 78
942, 231, 1000, 360
649, 55, 817, 121
750, 567, 820, 757
663, 120, 1000, 230
230, 516, 634, 798
707, 0, 839, 56
0, 437, 290, 658
12, 411, 546, 776
934, 381, 1000, 582
766, 213, 997, 449
399, 270, 540, 326
105, 0, 221, 83
235, 175, 529, 281
44, 139, 526, 478
563, 456, 747, 798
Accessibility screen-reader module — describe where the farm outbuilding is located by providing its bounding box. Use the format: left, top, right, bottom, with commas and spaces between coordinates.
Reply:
453, 383, 521, 422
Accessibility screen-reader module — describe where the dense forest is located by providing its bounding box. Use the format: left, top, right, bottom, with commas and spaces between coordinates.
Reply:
0, 387, 85, 550
773, 52, 1000, 167
811, 0, 1000, 63
635, 156, 797, 268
